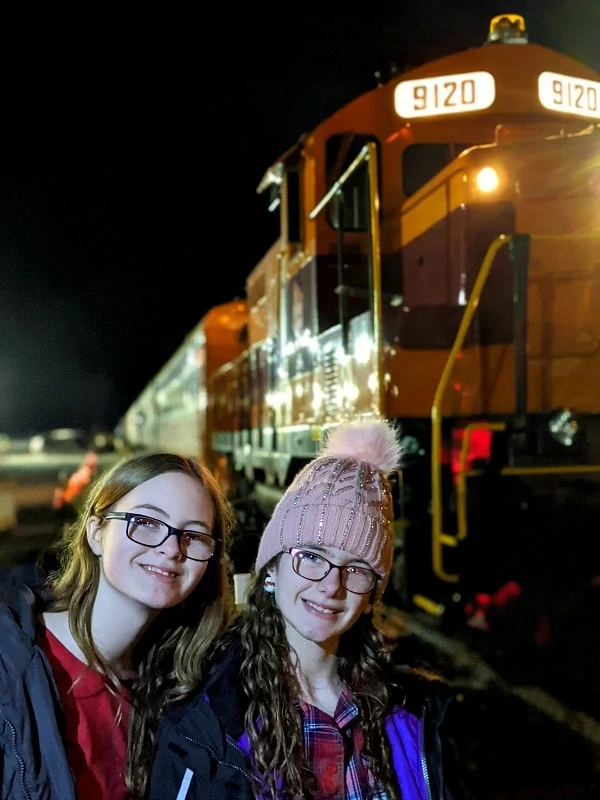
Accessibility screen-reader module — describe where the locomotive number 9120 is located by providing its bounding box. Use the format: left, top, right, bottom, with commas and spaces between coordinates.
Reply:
394, 70, 496, 119
538, 71, 600, 119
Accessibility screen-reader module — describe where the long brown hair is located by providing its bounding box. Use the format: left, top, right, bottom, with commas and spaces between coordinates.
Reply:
228, 560, 403, 800
45, 451, 236, 798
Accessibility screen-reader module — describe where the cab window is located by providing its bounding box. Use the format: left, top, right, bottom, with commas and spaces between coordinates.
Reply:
403, 142, 473, 197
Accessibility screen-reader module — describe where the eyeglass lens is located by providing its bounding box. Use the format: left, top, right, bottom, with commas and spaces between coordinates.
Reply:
127, 514, 215, 561
292, 549, 376, 593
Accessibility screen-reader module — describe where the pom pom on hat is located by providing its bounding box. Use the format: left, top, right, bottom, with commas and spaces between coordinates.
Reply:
255, 418, 401, 594
320, 418, 401, 472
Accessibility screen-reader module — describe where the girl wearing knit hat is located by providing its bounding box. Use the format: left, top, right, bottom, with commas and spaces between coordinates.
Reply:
148, 419, 456, 800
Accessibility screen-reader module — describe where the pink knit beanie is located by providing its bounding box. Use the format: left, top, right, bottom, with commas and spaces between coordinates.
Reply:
255, 419, 401, 588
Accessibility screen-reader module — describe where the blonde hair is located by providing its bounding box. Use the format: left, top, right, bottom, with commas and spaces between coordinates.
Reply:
45, 451, 236, 798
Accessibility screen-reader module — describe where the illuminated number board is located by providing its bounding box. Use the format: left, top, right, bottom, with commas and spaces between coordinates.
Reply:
394, 71, 496, 119
538, 71, 600, 119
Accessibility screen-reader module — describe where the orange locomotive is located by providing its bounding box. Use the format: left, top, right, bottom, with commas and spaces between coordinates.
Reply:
121, 15, 600, 634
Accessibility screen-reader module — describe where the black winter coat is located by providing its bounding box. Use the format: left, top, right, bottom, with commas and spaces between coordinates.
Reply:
148, 640, 254, 799
147, 635, 459, 800
0, 583, 76, 800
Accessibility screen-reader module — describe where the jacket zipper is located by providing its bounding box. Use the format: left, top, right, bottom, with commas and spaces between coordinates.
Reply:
180, 732, 254, 781
2, 714, 32, 800
419, 707, 433, 800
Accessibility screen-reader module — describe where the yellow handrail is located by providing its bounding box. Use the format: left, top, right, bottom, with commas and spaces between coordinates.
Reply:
431, 230, 600, 582
431, 235, 511, 582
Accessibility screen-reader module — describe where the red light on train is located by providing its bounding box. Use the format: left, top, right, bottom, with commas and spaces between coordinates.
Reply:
450, 425, 493, 475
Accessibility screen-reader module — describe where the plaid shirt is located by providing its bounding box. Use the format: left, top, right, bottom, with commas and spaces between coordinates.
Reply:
299, 688, 386, 800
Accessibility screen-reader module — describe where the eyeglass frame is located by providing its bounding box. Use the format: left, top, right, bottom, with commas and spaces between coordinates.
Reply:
286, 547, 380, 594
102, 511, 218, 562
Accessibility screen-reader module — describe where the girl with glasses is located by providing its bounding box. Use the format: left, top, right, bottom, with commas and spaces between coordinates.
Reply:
148, 420, 456, 800
0, 451, 236, 800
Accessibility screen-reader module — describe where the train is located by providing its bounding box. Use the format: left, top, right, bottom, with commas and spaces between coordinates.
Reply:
118, 14, 600, 640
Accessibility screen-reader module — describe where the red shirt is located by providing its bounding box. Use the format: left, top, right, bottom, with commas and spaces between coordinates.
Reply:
299, 688, 379, 799
39, 626, 132, 800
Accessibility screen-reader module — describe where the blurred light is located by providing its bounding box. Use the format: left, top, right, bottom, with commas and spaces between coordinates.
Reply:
29, 434, 44, 453
549, 407, 579, 446
354, 333, 372, 365
475, 166, 500, 192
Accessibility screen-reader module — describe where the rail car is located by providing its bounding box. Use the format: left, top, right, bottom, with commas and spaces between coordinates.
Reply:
119, 298, 248, 469
119, 14, 600, 638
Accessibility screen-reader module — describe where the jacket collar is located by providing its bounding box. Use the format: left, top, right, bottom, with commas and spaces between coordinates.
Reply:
164, 632, 249, 742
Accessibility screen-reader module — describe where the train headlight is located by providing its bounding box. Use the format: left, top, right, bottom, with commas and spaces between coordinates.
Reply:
549, 407, 579, 447
475, 166, 500, 193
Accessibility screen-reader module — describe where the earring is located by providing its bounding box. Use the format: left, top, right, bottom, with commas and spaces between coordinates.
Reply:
264, 575, 276, 593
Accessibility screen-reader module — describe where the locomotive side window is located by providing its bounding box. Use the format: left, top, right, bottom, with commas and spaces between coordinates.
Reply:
403, 142, 473, 197
325, 133, 380, 231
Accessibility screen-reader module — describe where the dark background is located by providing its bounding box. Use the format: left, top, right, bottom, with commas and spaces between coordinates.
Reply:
1, 1, 599, 436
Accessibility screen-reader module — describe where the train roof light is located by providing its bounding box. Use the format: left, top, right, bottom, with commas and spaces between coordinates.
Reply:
486, 14, 528, 45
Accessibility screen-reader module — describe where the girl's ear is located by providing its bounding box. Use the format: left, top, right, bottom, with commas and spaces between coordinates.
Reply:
86, 515, 104, 556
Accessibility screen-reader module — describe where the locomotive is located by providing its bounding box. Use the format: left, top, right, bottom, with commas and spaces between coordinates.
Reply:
119, 14, 600, 636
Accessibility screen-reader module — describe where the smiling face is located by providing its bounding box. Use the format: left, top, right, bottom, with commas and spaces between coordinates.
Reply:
87, 471, 215, 612
269, 546, 373, 656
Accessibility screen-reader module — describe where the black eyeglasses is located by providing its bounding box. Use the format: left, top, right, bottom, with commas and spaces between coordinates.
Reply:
103, 512, 217, 562
287, 548, 379, 594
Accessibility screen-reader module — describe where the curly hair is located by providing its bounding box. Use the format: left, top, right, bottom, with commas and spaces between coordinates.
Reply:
227, 560, 404, 800
44, 451, 236, 799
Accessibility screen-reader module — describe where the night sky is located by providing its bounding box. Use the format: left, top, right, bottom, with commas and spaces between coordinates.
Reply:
1, 1, 599, 437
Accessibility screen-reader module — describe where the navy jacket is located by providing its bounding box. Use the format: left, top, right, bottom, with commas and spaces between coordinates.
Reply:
148, 635, 457, 799
0, 583, 77, 800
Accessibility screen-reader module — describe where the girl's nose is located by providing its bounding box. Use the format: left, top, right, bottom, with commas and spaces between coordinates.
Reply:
158, 531, 183, 559
318, 565, 344, 595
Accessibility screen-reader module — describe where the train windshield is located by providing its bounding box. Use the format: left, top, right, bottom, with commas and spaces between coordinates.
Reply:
403, 142, 474, 197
